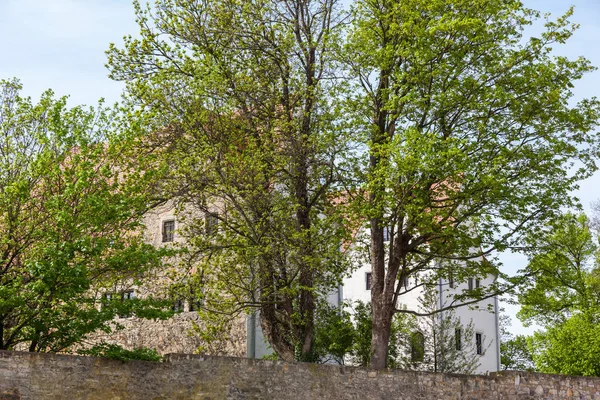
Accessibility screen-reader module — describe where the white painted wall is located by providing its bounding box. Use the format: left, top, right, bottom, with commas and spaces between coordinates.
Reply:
342, 261, 500, 374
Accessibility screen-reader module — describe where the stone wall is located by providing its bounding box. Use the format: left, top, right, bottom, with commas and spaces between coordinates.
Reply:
88, 312, 247, 357
0, 351, 599, 400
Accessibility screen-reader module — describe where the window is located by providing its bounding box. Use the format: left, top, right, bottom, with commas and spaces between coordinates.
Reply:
172, 298, 184, 312
403, 276, 409, 289
188, 298, 203, 312
383, 226, 391, 242
188, 288, 203, 312
366, 272, 372, 290
205, 213, 219, 235
476, 333, 483, 355
455, 328, 462, 351
448, 270, 454, 289
122, 290, 135, 301
410, 331, 425, 362
162, 220, 175, 242
468, 278, 474, 291
103, 290, 135, 302
104, 290, 135, 318
475, 279, 481, 289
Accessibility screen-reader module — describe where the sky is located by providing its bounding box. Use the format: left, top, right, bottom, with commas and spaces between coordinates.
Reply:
1, 0, 600, 336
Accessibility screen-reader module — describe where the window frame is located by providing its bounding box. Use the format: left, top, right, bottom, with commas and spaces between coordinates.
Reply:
162, 219, 175, 243
103, 289, 135, 318
382, 226, 391, 242
366, 272, 372, 290
172, 298, 184, 312
205, 213, 219, 235
475, 332, 483, 355
410, 331, 425, 363
455, 327, 462, 351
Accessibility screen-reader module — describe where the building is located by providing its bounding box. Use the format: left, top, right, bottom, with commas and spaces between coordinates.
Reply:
95, 202, 500, 374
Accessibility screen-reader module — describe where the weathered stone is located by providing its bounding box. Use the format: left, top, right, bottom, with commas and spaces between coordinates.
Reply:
0, 351, 600, 399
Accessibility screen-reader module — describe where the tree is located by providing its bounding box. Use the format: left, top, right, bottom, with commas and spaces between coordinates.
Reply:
529, 311, 600, 376
518, 213, 600, 326
499, 313, 534, 371
409, 289, 480, 374
106, 0, 351, 361
517, 212, 600, 375
345, 300, 416, 368
344, 0, 600, 368
0, 79, 172, 352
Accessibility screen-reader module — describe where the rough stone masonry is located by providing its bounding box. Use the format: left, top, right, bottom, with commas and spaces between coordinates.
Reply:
0, 350, 599, 399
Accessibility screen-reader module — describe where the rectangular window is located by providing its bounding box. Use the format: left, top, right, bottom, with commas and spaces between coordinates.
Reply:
475, 279, 481, 289
476, 333, 483, 355
103, 290, 135, 302
449, 270, 454, 289
121, 290, 135, 301
162, 220, 175, 242
410, 332, 425, 362
188, 298, 203, 312
383, 226, 390, 242
172, 298, 184, 312
366, 272, 372, 290
455, 328, 462, 351
187, 285, 204, 312
468, 278, 474, 291
103, 290, 135, 318
205, 214, 219, 235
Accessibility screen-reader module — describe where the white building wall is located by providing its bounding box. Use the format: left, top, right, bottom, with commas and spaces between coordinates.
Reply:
342, 260, 500, 374
439, 273, 500, 374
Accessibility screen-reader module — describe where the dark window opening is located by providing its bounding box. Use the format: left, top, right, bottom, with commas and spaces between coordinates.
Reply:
449, 270, 454, 289
366, 272, 372, 290
468, 278, 474, 291
104, 290, 135, 318
172, 298, 184, 312
476, 333, 483, 355
455, 328, 462, 351
475, 279, 481, 289
205, 214, 219, 235
383, 226, 391, 242
410, 331, 425, 362
188, 298, 203, 312
162, 220, 175, 242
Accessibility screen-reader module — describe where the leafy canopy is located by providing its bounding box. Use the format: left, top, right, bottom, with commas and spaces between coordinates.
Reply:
0, 79, 173, 352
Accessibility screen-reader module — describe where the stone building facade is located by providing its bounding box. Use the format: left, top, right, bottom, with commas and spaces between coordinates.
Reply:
93, 201, 500, 373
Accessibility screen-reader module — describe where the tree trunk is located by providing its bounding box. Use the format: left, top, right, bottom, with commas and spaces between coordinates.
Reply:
259, 304, 295, 361
369, 212, 394, 369
370, 292, 394, 369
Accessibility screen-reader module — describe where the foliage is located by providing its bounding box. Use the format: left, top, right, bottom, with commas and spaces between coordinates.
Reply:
78, 342, 162, 362
0, 79, 173, 352
518, 213, 600, 326
345, 301, 417, 368
106, 0, 352, 362
311, 303, 355, 363
501, 335, 534, 372
518, 212, 600, 376
107, 0, 600, 369
499, 313, 534, 371
410, 289, 480, 374
344, 0, 600, 368
529, 312, 600, 377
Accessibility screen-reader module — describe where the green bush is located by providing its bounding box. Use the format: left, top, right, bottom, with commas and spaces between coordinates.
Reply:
78, 342, 162, 362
